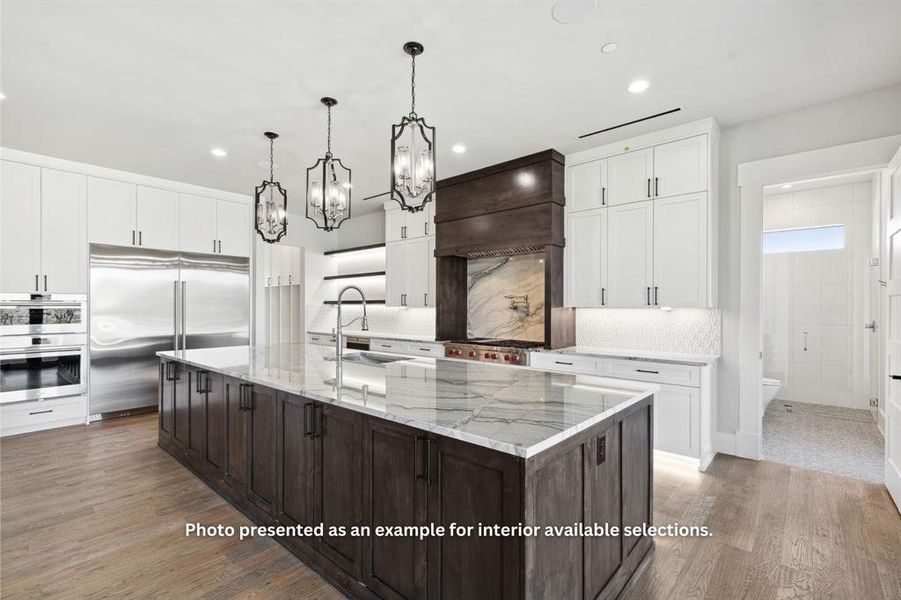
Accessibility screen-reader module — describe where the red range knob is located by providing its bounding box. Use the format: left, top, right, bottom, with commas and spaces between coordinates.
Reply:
491, 353, 498, 359
503, 355, 510, 361
512, 355, 520, 363
469, 351, 476, 358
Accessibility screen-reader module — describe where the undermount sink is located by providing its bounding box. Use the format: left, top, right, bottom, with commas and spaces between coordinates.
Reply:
332, 352, 406, 366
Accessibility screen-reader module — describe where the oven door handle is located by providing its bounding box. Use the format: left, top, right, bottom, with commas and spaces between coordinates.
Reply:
1, 348, 84, 360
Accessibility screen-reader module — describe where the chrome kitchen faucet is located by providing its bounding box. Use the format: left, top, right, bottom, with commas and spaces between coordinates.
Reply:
335, 285, 369, 359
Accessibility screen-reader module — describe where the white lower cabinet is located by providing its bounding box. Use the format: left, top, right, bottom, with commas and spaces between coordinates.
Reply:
369, 338, 443, 358
1, 395, 87, 437
308, 333, 336, 346
652, 384, 700, 458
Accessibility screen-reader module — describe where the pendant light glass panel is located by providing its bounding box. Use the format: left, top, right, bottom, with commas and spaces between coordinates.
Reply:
255, 132, 287, 243
306, 97, 351, 232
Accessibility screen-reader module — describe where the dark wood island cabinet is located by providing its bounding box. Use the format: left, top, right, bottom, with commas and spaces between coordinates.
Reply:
158, 350, 654, 600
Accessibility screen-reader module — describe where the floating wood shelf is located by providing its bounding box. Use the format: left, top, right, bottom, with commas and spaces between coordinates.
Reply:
324, 243, 386, 256
323, 271, 386, 281
323, 300, 386, 305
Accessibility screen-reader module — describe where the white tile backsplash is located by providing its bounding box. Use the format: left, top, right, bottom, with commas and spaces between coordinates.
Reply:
574, 308, 721, 357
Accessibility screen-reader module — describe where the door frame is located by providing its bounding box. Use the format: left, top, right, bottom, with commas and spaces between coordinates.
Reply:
735, 134, 901, 459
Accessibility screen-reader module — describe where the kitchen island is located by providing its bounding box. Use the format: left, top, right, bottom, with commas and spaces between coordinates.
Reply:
157, 344, 656, 600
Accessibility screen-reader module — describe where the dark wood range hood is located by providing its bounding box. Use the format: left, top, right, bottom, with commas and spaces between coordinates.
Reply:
434, 149, 575, 348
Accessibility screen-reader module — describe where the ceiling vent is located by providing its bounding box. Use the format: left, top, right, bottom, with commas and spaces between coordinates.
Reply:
578, 107, 681, 140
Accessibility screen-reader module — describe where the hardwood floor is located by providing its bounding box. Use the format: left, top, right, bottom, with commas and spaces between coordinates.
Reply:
2, 415, 899, 599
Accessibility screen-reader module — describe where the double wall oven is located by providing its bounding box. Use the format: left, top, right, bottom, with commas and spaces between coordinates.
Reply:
0, 294, 87, 404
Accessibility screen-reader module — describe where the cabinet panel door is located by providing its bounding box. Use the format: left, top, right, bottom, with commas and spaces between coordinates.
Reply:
223, 378, 248, 493
316, 403, 363, 577
277, 394, 316, 536
566, 208, 606, 307
203, 372, 225, 472
621, 406, 651, 559
87, 177, 136, 246
585, 424, 622, 599
607, 148, 653, 206
172, 362, 190, 450
136, 186, 178, 250
653, 193, 708, 307
216, 199, 250, 257
187, 369, 206, 460
386, 241, 406, 306
606, 201, 653, 307
427, 435, 522, 600
159, 362, 175, 441
569, 159, 607, 212
40, 169, 87, 294
653, 134, 707, 198
405, 237, 429, 308
248, 384, 278, 515
289, 246, 302, 286
427, 237, 436, 308
654, 384, 699, 458
178, 194, 216, 254
385, 204, 404, 242
0, 161, 41, 293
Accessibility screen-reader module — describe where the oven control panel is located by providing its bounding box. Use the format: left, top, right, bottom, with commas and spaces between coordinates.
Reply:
443, 344, 528, 366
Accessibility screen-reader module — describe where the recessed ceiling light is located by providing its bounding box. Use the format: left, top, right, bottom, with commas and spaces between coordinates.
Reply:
0, 91, 6, 100
210, 147, 227, 158
628, 80, 650, 94
452, 144, 466, 154
781, 184, 793, 190
551, 1, 596, 24
601, 43, 618, 54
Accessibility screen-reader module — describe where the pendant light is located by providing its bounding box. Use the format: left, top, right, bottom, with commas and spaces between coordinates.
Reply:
254, 131, 288, 243
306, 97, 352, 232
390, 41, 436, 213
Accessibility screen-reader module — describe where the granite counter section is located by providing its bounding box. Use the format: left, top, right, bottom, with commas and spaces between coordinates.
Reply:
158, 344, 655, 458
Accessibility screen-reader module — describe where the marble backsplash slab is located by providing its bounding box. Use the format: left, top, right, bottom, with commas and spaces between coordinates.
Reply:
467, 253, 545, 341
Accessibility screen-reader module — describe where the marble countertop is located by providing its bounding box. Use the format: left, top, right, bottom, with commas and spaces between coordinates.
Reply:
307, 330, 437, 343
537, 346, 719, 366
158, 344, 656, 458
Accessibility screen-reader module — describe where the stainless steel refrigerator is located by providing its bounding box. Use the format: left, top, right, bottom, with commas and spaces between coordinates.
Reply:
89, 244, 249, 417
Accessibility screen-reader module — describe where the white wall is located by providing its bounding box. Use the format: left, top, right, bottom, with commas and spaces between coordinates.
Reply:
718, 84, 901, 432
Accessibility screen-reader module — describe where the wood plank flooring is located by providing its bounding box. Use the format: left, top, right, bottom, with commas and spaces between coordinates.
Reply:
2, 414, 899, 599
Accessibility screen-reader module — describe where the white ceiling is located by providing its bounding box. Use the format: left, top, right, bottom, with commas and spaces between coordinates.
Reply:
2, 1, 901, 216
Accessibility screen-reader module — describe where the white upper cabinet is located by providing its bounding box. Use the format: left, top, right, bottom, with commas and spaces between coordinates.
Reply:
215, 200, 249, 257
136, 186, 177, 250
87, 177, 136, 246
566, 208, 607, 307
385, 241, 406, 306
606, 200, 653, 307
653, 193, 708, 307
607, 148, 653, 206
404, 237, 430, 307
385, 202, 432, 241
385, 204, 404, 242
40, 169, 87, 294
652, 135, 708, 198
569, 160, 607, 211
179, 194, 216, 253
1, 161, 42, 293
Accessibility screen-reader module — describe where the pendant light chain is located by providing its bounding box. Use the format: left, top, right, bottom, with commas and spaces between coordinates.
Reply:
410, 53, 416, 117
269, 135, 274, 182
326, 103, 333, 158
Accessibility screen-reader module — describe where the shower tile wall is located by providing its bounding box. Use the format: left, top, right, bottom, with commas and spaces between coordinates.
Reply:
762, 181, 872, 410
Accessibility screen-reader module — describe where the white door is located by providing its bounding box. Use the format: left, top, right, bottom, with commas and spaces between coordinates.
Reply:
607, 148, 653, 206
136, 186, 177, 250
427, 237, 436, 307
652, 135, 708, 198
606, 200, 653, 307
40, 168, 87, 294
385, 241, 406, 306
653, 193, 708, 307
179, 194, 216, 254
87, 177, 136, 246
385, 204, 404, 242
404, 237, 429, 307
0, 161, 41, 293
566, 208, 607, 307
216, 199, 250, 257
884, 143, 901, 511
569, 159, 607, 212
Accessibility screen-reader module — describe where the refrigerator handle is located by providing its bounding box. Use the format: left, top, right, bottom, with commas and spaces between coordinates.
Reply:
181, 280, 187, 351
173, 280, 180, 351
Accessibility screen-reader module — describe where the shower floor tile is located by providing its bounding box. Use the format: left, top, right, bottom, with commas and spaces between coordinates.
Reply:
762, 400, 884, 483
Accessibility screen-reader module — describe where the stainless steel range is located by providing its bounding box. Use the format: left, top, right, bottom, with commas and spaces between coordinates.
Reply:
443, 338, 542, 366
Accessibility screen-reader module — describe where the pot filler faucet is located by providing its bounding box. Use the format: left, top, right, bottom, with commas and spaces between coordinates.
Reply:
335, 285, 369, 359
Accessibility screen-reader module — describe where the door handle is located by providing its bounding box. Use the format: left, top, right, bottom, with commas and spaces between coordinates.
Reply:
424, 292, 428, 306
181, 281, 187, 350
165, 361, 175, 381
414, 435, 427, 481
647, 178, 651, 198
636, 369, 659, 374
597, 434, 606, 465
139, 231, 142, 246
312, 404, 322, 438
239, 384, 252, 411
43, 275, 47, 292
214, 239, 217, 253
426, 439, 437, 486
654, 286, 658, 306
218, 240, 221, 253
654, 177, 659, 196
865, 321, 876, 331
35, 274, 39, 291
132, 230, 136, 245
304, 402, 314, 437
802, 331, 808, 352
173, 280, 179, 351
195, 370, 203, 393
601, 287, 606, 306
647, 286, 651, 306
601, 186, 606, 206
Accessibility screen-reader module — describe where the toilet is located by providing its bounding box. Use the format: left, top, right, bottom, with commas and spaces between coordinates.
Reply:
762, 377, 782, 410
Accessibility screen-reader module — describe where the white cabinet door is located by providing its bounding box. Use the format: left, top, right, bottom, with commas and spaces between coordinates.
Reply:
385, 204, 404, 242
607, 148, 653, 206
407, 206, 431, 239
653, 193, 708, 307
568, 160, 607, 212
653, 135, 708, 198
385, 241, 406, 306
40, 169, 87, 294
136, 186, 177, 250
405, 237, 429, 307
1, 161, 41, 293
606, 200, 653, 307
427, 237, 436, 307
179, 194, 216, 254
289, 246, 302, 286
566, 208, 606, 307
654, 383, 700, 458
87, 177, 136, 246
216, 200, 249, 257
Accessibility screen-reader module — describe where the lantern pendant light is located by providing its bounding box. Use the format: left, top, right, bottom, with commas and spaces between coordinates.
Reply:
254, 131, 288, 243
306, 97, 352, 232
390, 41, 436, 213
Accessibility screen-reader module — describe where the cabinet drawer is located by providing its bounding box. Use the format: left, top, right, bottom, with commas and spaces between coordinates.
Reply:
401, 341, 443, 358
1, 395, 86, 435
369, 338, 404, 353
603, 358, 700, 387
307, 333, 335, 346
529, 352, 604, 375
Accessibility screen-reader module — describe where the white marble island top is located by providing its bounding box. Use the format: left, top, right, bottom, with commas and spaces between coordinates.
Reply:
157, 344, 656, 458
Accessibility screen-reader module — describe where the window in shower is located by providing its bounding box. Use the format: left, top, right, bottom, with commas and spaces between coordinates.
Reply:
762, 224, 845, 254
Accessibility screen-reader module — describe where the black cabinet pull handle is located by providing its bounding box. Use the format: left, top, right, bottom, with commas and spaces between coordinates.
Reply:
654, 177, 659, 196
647, 178, 651, 198
654, 286, 658, 306
213, 239, 217, 253
44, 275, 47, 291
601, 186, 606, 205
554, 360, 574, 366
35, 274, 39, 291
636, 369, 659, 374
414, 435, 426, 481
132, 230, 136, 245
239, 384, 252, 411
601, 288, 605, 306
218, 240, 222, 253
426, 439, 438, 486
205, 376, 212, 394
304, 402, 314, 437
418, 348, 431, 352
597, 434, 606, 465
139, 231, 142, 246
29, 409, 53, 415
195, 370, 205, 393
890, 375, 901, 380
312, 404, 322, 438
165, 362, 174, 381
647, 287, 651, 306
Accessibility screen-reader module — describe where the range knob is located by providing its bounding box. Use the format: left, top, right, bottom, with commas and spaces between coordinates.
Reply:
469, 351, 477, 358
503, 354, 510, 361
511, 355, 520, 363
491, 353, 498, 359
